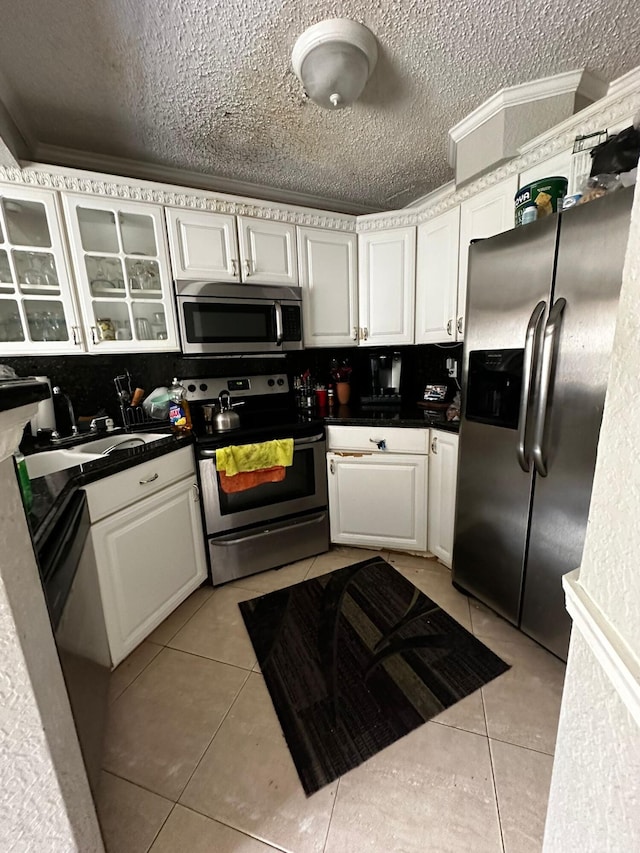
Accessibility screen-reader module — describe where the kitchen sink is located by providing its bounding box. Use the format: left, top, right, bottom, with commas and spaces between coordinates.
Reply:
25, 449, 103, 478
70, 432, 169, 455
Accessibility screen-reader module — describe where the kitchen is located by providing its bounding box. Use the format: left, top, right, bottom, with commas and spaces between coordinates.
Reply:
1, 6, 636, 852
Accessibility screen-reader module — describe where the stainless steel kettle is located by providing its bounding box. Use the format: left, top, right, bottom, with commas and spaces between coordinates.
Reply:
204, 390, 244, 432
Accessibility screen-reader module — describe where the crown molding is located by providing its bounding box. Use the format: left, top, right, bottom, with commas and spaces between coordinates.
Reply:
32, 142, 376, 217
447, 69, 608, 169
0, 160, 358, 232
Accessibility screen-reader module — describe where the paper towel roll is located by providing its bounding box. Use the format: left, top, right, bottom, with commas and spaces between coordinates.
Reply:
30, 376, 56, 434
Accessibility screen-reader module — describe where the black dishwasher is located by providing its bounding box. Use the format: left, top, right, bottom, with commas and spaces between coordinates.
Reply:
38, 490, 110, 795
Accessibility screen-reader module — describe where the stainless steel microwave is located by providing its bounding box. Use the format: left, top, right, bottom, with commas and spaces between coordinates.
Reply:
175, 281, 304, 355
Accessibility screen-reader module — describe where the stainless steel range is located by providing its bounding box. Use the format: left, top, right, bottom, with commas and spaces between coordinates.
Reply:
184, 373, 329, 585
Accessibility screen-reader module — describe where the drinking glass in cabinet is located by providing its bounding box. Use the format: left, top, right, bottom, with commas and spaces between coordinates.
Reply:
0, 250, 13, 289
13, 251, 60, 291
119, 212, 157, 256
24, 301, 68, 342
86, 256, 126, 296
77, 208, 119, 253
126, 258, 160, 294
0, 300, 24, 342
1, 199, 52, 247
152, 310, 167, 340
134, 316, 152, 340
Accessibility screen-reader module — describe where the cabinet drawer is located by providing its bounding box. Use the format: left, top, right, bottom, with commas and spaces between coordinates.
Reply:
84, 446, 196, 522
327, 425, 429, 454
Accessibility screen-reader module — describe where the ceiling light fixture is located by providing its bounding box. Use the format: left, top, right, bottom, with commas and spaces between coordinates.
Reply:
292, 19, 378, 110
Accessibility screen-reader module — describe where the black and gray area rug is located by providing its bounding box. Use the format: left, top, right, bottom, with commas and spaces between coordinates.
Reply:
239, 556, 509, 796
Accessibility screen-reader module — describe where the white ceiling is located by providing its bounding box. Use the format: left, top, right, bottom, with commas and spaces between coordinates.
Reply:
0, 0, 639, 213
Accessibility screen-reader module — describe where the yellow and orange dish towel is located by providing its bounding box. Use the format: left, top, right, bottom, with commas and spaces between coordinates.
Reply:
215, 439, 294, 494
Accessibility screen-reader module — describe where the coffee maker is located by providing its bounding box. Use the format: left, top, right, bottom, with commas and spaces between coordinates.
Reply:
361, 351, 402, 406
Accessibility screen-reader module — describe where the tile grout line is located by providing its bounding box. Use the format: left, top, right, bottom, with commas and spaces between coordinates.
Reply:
175, 803, 289, 853
109, 641, 164, 703
482, 687, 506, 853
145, 801, 177, 853
321, 777, 340, 853
162, 643, 257, 672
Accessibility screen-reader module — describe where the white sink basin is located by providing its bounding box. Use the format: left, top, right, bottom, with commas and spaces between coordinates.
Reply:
25, 449, 103, 478
71, 432, 169, 455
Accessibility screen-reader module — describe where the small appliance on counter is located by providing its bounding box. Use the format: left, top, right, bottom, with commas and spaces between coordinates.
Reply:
361, 351, 402, 407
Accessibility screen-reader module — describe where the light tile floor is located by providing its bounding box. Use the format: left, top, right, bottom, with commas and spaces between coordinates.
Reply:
97, 547, 565, 853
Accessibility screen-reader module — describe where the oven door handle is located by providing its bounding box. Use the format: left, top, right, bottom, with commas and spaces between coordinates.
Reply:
274, 301, 284, 345
199, 433, 325, 459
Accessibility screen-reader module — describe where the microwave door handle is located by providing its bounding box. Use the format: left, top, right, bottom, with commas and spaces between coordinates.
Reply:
517, 300, 546, 472
274, 301, 284, 345
532, 298, 566, 478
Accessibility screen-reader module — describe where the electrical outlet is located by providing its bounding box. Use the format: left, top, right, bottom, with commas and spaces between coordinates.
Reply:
446, 358, 458, 379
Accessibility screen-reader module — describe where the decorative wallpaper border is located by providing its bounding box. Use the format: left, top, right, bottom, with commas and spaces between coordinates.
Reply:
0, 164, 358, 232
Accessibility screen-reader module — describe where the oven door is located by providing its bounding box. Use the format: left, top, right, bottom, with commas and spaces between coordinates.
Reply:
199, 432, 327, 534
177, 295, 302, 354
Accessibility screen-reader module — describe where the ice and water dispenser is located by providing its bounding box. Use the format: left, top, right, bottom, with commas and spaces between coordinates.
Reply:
465, 349, 524, 429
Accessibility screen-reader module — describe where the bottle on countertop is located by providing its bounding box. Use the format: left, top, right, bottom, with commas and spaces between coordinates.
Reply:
169, 377, 192, 435
14, 451, 32, 511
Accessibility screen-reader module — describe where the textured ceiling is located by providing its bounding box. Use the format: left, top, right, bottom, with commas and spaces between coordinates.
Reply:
0, 0, 639, 212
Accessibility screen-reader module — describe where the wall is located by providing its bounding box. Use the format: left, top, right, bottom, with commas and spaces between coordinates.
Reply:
0, 405, 103, 852
543, 185, 640, 849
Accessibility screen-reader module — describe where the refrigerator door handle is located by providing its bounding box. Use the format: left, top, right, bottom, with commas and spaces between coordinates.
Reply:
517, 300, 547, 473
532, 298, 567, 477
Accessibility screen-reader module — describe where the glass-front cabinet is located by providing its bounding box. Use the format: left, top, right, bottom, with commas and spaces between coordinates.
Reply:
0, 186, 82, 354
62, 194, 178, 352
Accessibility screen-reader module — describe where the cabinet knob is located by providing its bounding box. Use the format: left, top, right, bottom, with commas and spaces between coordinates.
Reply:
447, 319, 453, 336
363, 326, 369, 341
71, 325, 82, 346
244, 259, 252, 278
352, 326, 358, 341
431, 437, 438, 454
231, 259, 238, 277
192, 483, 200, 501
370, 438, 386, 450
90, 326, 99, 345
330, 459, 335, 475
457, 316, 463, 335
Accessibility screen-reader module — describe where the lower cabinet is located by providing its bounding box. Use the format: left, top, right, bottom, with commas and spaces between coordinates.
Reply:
327, 452, 428, 552
427, 430, 460, 568
87, 454, 207, 667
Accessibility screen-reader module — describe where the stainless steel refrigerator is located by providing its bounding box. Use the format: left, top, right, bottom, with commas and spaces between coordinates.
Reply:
452, 186, 634, 660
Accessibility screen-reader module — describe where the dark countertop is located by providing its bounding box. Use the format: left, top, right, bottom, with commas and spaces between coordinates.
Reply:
0, 378, 50, 412
323, 404, 460, 433
27, 431, 193, 549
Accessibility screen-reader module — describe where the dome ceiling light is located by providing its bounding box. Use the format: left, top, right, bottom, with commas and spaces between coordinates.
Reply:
292, 19, 378, 110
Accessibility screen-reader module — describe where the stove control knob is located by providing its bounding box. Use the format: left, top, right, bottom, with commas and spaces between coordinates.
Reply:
267, 378, 275, 387
277, 378, 285, 386
187, 384, 196, 393
199, 383, 208, 392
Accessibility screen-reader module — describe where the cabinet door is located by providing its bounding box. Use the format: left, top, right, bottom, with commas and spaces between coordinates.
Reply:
0, 186, 83, 355
358, 227, 416, 346
165, 208, 239, 282
457, 175, 518, 339
238, 217, 298, 286
327, 452, 427, 551
63, 194, 179, 352
91, 476, 207, 666
298, 227, 357, 347
415, 207, 460, 344
427, 431, 459, 567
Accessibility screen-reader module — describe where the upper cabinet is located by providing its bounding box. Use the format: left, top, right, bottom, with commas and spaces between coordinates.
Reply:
358, 227, 416, 346
63, 195, 179, 352
166, 208, 299, 287
415, 207, 460, 344
0, 186, 83, 355
457, 175, 519, 338
165, 209, 238, 281
298, 227, 358, 348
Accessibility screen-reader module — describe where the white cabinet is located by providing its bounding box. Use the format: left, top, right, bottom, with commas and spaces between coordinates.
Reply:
457, 175, 519, 338
166, 207, 299, 286
358, 227, 416, 345
0, 186, 83, 355
84, 447, 207, 666
326, 425, 428, 551
237, 217, 297, 286
62, 194, 179, 352
415, 207, 460, 344
298, 227, 358, 347
165, 208, 239, 281
427, 430, 459, 568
